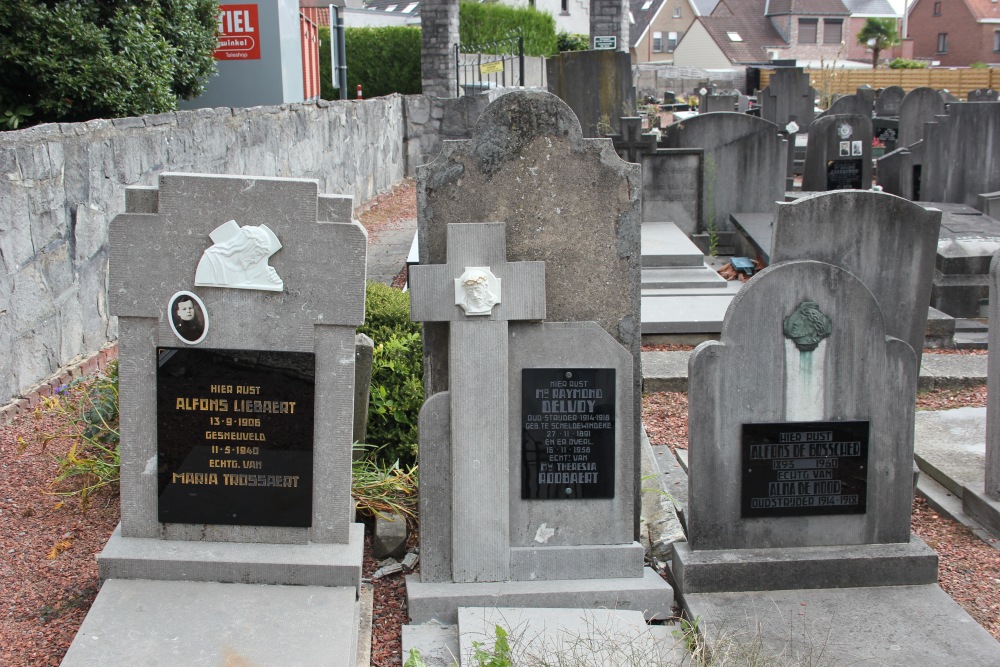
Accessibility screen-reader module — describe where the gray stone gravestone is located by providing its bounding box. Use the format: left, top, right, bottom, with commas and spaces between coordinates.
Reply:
922, 102, 1000, 207
876, 140, 925, 200
898, 87, 946, 148
760, 68, 816, 130
700, 93, 737, 113
415, 90, 643, 506
547, 51, 637, 138
874, 86, 905, 117
63, 173, 367, 664
641, 149, 703, 235
658, 112, 786, 233
968, 88, 999, 102
823, 87, 875, 118
609, 116, 660, 163
405, 222, 672, 623
770, 191, 941, 371
802, 114, 873, 192
973, 250, 1000, 535
673, 259, 938, 594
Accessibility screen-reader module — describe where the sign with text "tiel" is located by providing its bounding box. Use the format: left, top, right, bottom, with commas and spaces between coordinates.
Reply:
214, 4, 260, 60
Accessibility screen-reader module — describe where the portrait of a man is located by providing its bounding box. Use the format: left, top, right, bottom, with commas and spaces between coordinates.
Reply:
168, 291, 208, 344
195, 220, 284, 291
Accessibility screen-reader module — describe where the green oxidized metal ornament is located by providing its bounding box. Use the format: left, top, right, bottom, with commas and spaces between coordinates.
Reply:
783, 301, 833, 352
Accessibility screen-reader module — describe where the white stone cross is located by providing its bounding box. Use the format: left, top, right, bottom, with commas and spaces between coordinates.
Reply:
410, 222, 545, 583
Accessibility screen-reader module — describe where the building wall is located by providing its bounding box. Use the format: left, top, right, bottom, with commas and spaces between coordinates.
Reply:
907, 0, 986, 65
634, 0, 698, 63
773, 14, 854, 61
672, 21, 736, 67
845, 16, 906, 64
537, 0, 591, 35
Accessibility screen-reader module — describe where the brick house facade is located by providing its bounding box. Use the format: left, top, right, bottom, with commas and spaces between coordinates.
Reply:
907, 0, 1000, 66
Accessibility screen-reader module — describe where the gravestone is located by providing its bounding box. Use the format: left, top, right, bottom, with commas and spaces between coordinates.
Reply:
406, 221, 672, 622
641, 149, 703, 234
823, 87, 875, 118
876, 141, 925, 200
658, 112, 786, 233
968, 88, 998, 102
760, 68, 815, 129
700, 92, 737, 113
898, 87, 946, 148
673, 259, 937, 589
416, 90, 642, 477
874, 86, 905, 117
922, 102, 1000, 207
770, 190, 942, 370
978, 250, 1000, 534
63, 173, 367, 664
802, 114, 872, 192
547, 50, 636, 138
608, 116, 659, 163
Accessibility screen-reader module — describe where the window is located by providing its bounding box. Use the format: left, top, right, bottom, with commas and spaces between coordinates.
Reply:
653, 31, 663, 52
937, 32, 948, 53
799, 18, 818, 44
668, 31, 678, 51
823, 19, 843, 44
995, 30, 999, 53
561, 0, 568, 11
673, 6, 682, 17
727, 31, 743, 41
933, 2, 941, 15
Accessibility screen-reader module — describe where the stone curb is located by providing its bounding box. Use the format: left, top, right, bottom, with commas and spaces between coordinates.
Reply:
0, 343, 119, 425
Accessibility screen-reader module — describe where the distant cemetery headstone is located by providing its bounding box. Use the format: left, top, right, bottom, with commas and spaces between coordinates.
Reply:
658, 113, 785, 232
922, 102, 1000, 206
700, 93, 737, 113
641, 149, 703, 234
609, 116, 659, 163
760, 68, 815, 129
547, 50, 636, 138
898, 87, 946, 148
824, 87, 875, 118
875, 141, 925, 200
673, 259, 938, 593
771, 191, 942, 369
802, 114, 872, 192
108, 173, 366, 549
968, 88, 998, 102
874, 86, 905, 117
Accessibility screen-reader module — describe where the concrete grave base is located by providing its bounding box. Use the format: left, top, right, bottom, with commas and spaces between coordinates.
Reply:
963, 487, 1000, 538
61, 579, 361, 667
405, 569, 674, 625
671, 537, 938, 595
682, 585, 1000, 667
98, 522, 364, 589
403, 607, 686, 667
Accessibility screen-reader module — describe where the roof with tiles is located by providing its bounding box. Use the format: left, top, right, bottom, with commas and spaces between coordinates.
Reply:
703, 0, 788, 62
765, 0, 850, 15
963, 0, 1000, 21
630, 0, 667, 46
840, 0, 897, 14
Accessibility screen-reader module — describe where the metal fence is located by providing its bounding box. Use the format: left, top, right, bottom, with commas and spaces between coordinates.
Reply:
455, 32, 524, 97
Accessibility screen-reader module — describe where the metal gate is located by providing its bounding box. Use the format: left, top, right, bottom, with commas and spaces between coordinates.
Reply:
455, 31, 525, 97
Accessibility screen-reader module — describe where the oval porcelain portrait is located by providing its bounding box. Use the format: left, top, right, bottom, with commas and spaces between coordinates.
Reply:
168, 291, 209, 345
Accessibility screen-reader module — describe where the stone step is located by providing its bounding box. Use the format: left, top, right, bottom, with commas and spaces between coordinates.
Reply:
641, 221, 706, 268
61, 579, 361, 667
641, 265, 728, 290
640, 283, 744, 335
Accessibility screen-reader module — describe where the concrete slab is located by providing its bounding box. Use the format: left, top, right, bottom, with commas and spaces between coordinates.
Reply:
367, 218, 417, 285
682, 585, 1000, 667
405, 569, 674, 625
914, 407, 986, 497
641, 294, 732, 334
729, 212, 774, 263
61, 579, 359, 667
641, 222, 705, 268
641, 429, 686, 560
98, 522, 364, 589
401, 623, 461, 667
456, 607, 686, 666
641, 266, 728, 290
671, 538, 938, 595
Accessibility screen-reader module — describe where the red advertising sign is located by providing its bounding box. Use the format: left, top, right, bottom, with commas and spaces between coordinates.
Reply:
214, 4, 261, 60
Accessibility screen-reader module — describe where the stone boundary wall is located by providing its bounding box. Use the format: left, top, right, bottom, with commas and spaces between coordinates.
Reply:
1, 97, 407, 406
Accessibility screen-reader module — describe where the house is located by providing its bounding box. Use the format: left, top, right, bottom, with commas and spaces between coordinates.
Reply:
671, 0, 786, 67
765, 0, 853, 61
629, 0, 707, 63
907, 0, 1000, 66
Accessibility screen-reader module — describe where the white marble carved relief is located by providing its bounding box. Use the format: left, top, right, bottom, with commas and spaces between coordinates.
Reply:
194, 220, 284, 291
454, 267, 501, 316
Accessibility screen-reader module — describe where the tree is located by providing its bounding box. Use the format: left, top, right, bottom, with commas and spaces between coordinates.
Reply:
856, 18, 900, 70
0, 0, 218, 128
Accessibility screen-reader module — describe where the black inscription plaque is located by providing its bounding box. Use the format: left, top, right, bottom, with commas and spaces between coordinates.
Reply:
742, 420, 869, 518
826, 159, 863, 190
156, 347, 315, 527
521, 368, 615, 500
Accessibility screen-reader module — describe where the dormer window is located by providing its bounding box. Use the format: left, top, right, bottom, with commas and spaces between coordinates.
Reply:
799, 18, 818, 43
